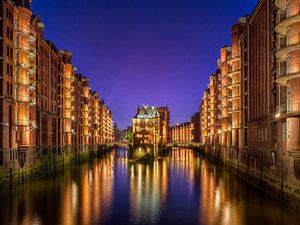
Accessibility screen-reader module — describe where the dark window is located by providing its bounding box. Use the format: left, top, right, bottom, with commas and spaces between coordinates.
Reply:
6, 46, 9, 57
10, 65, 12, 76
0, 100, 3, 160
0, 78, 2, 96
10, 83, 13, 95
6, 27, 9, 38
0, 151, 2, 166
6, 82, 9, 94
6, 63, 9, 75
9, 105, 12, 148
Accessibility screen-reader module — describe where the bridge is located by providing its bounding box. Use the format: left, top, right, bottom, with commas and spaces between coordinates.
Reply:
166, 142, 204, 149
101, 141, 130, 149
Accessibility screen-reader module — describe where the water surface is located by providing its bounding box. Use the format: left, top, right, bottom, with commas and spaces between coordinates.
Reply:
0, 148, 299, 225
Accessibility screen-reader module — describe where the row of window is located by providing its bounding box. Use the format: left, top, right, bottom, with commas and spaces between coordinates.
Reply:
6, 7, 13, 22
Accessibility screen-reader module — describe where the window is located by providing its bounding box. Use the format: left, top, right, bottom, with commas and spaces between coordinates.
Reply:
287, 121, 290, 141
0, 151, 2, 166
6, 82, 9, 94
6, 63, 9, 75
6, 46, 9, 57
6, 27, 9, 38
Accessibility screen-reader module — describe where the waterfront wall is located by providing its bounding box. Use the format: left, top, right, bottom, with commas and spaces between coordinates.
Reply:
0, 145, 113, 191
202, 145, 300, 211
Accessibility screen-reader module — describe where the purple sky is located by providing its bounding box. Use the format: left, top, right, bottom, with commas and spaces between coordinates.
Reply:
31, 0, 257, 129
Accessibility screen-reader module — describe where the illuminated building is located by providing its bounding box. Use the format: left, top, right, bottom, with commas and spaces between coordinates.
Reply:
0, 0, 37, 168
170, 122, 194, 142
90, 92, 101, 146
200, 89, 210, 144
158, 106, 170, 144
132, 105, 161, 147
100, 100, 114, 143
34, 18, 60, 154
198, 0, 300, 205
275, 0, 300, 183
59, 50, 76, 151
0, 0, 115, 169
191, 112, 200, 142
74, 74, 90, 151
200, 22, 246, 154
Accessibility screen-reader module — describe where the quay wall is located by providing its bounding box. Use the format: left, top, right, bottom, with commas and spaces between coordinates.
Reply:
202, 145, 300, 212
0, 145, 113, 191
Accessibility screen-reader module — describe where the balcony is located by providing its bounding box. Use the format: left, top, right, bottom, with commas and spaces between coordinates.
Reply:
16, 63, 36, 74
15, 27, 36, 41
227, 55, 240, 64
276, 5, 300, 35
227, 94, 241, 101
15, 77, 35, 88
16, 119, 31, 126
15, 94, 35, 105
276, 33, 300, 59
227, 68, 240, 77
228, 106, 241, 113
277, 64, 300, 85
276, 102, 300, 118
227, 80, 240, 89
16, 44, 35, 57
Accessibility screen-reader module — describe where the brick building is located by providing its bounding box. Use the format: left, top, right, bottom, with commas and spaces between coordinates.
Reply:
198, 0, 300, 206
170, 122, 194, 143
157, 106, 170, 144
0, 0, 115, 169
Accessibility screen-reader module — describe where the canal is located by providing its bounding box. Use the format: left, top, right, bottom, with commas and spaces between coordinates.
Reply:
0, 148, 299, 225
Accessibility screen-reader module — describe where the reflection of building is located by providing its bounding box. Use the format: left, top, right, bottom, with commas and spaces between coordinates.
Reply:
132, 106, 160, 147
0, 1, 115, 169
170, 122, 194, 142
129, 160, 168, 224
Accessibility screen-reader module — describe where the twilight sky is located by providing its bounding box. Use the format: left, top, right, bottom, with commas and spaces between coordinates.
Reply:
31, 0, 257, 129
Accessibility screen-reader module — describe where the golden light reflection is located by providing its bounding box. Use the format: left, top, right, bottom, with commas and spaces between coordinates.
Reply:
199, 157, 243, 225
129, 159, 168, 224
1, 149, 299, 225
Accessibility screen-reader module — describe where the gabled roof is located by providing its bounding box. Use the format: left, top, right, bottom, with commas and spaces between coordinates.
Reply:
135, 105, 160, 119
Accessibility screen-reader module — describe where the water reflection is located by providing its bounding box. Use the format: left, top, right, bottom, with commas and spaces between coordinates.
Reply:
129, 160, 168, 224
0, 148, 299, 225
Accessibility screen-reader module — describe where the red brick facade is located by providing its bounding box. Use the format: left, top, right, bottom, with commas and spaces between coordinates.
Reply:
0, 1, 114, 169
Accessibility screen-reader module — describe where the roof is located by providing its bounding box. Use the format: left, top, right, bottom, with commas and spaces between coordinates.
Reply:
135, 105, 160, 119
